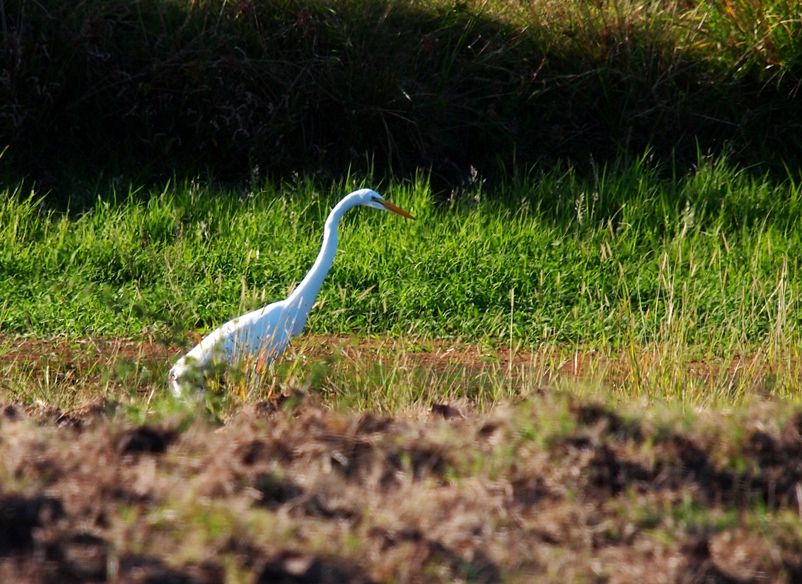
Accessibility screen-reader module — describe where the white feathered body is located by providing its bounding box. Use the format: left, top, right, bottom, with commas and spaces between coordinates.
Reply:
168, 296, 310, 395
168, 188, 409, 397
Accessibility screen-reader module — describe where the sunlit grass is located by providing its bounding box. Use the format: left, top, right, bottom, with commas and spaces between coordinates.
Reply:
3, 157, 801, 350
2, 330, 800, 417
2, 155, 801, 408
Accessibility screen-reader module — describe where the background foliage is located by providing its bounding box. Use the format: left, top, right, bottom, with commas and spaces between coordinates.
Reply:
2, 0, 802, 197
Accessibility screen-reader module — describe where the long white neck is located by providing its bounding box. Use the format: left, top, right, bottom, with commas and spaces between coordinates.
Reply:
286, 196, 356, 316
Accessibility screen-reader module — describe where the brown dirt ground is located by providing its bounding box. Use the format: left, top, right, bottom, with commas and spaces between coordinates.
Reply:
2, 335, 802, 582
2, 393, 802, 582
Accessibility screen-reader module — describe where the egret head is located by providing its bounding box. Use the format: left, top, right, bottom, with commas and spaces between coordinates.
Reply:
353, 189, 415, 219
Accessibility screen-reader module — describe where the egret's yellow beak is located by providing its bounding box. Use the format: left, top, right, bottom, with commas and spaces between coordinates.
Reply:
380, 199, 415, 220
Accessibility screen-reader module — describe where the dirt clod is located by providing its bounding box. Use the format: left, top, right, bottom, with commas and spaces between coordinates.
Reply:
117, 426, 175, 456
49, 532, 108, 582
255, 552, 372, 584
431, 403, 464, 419
0, 494, 64, 554
680, 536, 749, 584
1, 403, 22, 421
573, 402, 644, 442
586, 444, 652, 497
118, 555, 222, 584
254, 472, 303, 507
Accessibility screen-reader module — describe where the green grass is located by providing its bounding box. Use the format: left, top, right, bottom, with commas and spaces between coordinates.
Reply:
1, 155, 801, 408
2, 157, 801, 351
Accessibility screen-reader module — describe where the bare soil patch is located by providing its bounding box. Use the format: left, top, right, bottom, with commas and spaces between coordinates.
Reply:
2, 391, 802, 582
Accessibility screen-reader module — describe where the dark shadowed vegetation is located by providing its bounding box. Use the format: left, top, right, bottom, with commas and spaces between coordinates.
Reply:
2, 0, 802, 198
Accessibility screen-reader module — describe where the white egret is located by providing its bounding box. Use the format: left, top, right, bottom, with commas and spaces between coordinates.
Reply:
169, 188, 414, 396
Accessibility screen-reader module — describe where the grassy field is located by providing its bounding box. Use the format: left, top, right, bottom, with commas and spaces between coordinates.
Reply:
4, 158, 801, 345
3, 168, 802, 580
3, 0, 802, 579
3, 157, 801, 406
4, 157, 802, 580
